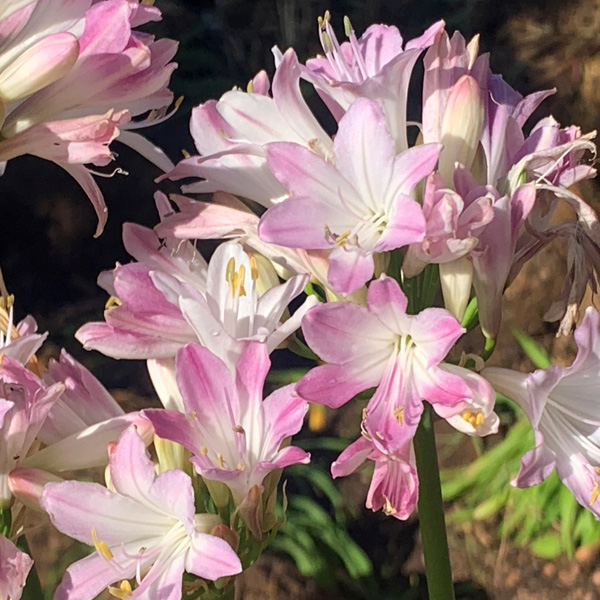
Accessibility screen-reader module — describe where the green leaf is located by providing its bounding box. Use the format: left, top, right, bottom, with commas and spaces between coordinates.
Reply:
530, 533, 562, 559
512, 327, 551, 369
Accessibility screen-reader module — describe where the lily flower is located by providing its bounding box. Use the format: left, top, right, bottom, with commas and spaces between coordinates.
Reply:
258, 99, 439, 294
482, 307, 600, 518
143, 342, 309, 506
41, 427, 242, 600
298, 275, 495, 452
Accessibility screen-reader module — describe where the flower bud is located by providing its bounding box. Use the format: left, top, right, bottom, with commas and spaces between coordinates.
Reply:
439, 75, 484, 186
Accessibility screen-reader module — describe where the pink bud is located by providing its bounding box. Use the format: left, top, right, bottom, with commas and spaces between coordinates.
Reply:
8, 468, 62, 512
439, 74, 484, 186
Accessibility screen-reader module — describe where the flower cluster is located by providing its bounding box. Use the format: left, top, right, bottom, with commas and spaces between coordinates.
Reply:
0, 0, 177, 235
2, 6, 600, 600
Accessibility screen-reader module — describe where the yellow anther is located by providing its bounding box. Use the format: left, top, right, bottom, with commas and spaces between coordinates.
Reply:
175, 96, 184, 109
247, 79, 253, 94
225, 257, 236, 284
181, 149, 191, 159
191, 410, 198, 420
92, 528, 113, 561
321, 31, 333, 54
249, 255, 259, 281
375, 431, 384, 440
199, 446, 208, 455
591, 481, 599, 506
0, 294, 14, 310
317, 15, 324, 28
105, 295, 122, 310
217, 453, 225, 468
393, 407, 404, 425
237, 463, 246, 471
475, 413, 485, 426
308, 403, 327, 432
343, 15, 353, 36
382, 495, 397, 516
324, 9, 331, 21
109, 580, 133, 599
335, 230, 351, 247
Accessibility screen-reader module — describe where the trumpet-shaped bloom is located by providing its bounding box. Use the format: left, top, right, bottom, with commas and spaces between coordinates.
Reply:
298, 276, 495, 452
0, 0, 177, 235
304, 13, 443, 152
0, 356, 63, 507
164, 48, 331, 207
143, 343, 309, 505
0, 534, 33, 600
482, 307, 600, 518
76, 237, 313, 372
40, 427, 242, 600
332, 436, 419, 520
259, 99, 439, 294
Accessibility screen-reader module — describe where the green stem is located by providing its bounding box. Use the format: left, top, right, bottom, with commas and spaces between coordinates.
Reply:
413, 403, 455, 600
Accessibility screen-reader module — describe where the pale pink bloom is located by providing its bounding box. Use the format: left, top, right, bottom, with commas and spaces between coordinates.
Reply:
0, 0, 177, 235
0, 534, 33, 600
77, 237, 313, 372
0, 306, 46, 365
0, 356, 63, 507
331, 436, 418, 520
41, 427, 242, 600
304, 14, 443, 152
482, 308, 600, 518
298, 276, 495, 453
143, 343, 309, 505
258, 99, 439, 294
402, 171, 494, 277
164, 47, 331, 207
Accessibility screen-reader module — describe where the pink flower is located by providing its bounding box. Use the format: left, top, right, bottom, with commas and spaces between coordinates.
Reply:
0, 534, 33, 600
0, 0, 177, 235
258, 99, 439, 294
304, 13, 443, 151
0, 356, 63, 507
143, 343, 309, 505
331, 436, 418, 520
41, 427, 242, 600
164, 48, 331, 207
298, 276, 496, 452
76, 234, 313, 375
482, 307, 600, 518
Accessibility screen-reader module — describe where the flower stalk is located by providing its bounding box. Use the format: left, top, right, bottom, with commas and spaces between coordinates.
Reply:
413, 403, 455, 600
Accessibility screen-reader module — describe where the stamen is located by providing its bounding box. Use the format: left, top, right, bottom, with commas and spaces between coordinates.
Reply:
394, 407, 404, 425
108, 580, 133, 599
92, 528, 113, 561
199, 447, 208, 455
217, 453, 225, 468
237, 463, 246, 471
105, 295, 122, 310
249, 256, 259, 281
382, 495, 397, 516
591, 481, 599, 506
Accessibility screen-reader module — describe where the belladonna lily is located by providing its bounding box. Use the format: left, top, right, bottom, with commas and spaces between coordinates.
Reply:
482, 307, 600, 518
298, 275, 498, 456
258, 99, 440, 294
76, 238, 315, 374
40, 427, 242, 600
143, 342, 310, 506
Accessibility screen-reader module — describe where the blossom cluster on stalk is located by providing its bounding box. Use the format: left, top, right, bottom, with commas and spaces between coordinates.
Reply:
2, 5, 600, 600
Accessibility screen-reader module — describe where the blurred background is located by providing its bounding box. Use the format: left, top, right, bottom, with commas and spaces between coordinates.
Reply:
5, 1, 600, 598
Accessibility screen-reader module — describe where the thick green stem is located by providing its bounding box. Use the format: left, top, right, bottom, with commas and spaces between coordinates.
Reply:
413, 403, 455, 600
